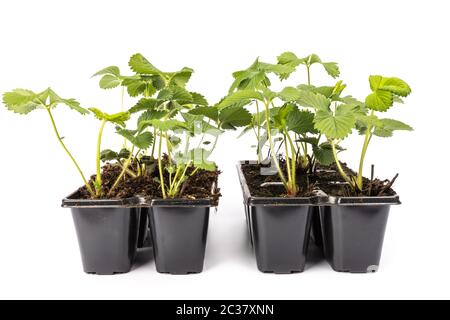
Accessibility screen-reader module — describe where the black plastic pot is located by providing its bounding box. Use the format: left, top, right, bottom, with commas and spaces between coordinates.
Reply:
148, 198, 215, 275
237, 161, 326, 274
319, 194, 400, 273
137, 208, 152, 248
62, 192, 142, 275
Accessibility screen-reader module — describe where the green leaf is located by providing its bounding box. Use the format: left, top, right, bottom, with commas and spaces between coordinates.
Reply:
3, 89, 40, 114
129, 98, 163, 114
313, 143, 335, 166
296, 90, 330, 111
219, 106, 252, 129
89, 108, 130, 126
140, 119, 188, 132
99, 75, 121, 89
314, 104, 356, 139
129, 53, 162, 75
379, 118, 413, 131
167, 67, 193, 87
217, 90, 263, 110
322, 62, 340, 78
116, 128, 154, 149
278, 87, 301, 102
137, 110, 168, 125
273, 104, 295, 129
365, 90, 393, 111
287, 109, 317, 134
188, 106, 219, 121
122, 78, 153, 97
118, 148, 131, 159
157, 86, 193, 103
100, 149, 118, 162
190, 92, 209, 106
365, 75, 411, 112
92, 66, 121, 77
59, 98, 89, 115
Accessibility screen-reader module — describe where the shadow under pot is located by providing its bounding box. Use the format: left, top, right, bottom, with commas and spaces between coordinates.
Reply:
237, 161, 325, 274
62, 192, 142, 275
148, 198, 215, 275
319, 194, 400, 273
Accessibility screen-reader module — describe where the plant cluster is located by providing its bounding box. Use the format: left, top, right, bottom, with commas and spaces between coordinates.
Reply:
219, 52, 412, 196
3, 54, 252, 199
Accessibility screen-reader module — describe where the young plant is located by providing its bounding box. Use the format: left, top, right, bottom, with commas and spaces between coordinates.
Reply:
121, 53, 247, 199
219, 53, 342, 196
88, 108, 131, 197
311, 75, 413, 193
2, 88, 95, 197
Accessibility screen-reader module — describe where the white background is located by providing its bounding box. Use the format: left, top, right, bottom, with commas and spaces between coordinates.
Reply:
0, 0, 449, 300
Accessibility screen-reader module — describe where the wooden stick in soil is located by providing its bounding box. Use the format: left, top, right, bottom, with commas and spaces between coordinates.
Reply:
377, 173, 399, 196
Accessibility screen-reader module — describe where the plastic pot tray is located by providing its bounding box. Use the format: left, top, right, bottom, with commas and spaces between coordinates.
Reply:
62, 191, 217, 275
237, 160, 401, 274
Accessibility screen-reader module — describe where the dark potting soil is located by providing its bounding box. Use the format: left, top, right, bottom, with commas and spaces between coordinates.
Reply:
242, 161, 396, 198
241, 162, 317, 198
76, 161, 221, 203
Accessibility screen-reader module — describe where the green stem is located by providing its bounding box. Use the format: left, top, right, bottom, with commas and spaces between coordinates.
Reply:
121, 86, 127, 149
255, 100, 262, 163
285, 132, 298, 195
95, 119, 107, 197
283, 133, 292, 186
45, 108, 94, 197
264, 100, 288, 187
357, 112, 374, 191
158, 130, 167, 199
306, 65, 311, 86
330, 140, 353, 186
108, 146, 135, 196
170, 162, 191, 198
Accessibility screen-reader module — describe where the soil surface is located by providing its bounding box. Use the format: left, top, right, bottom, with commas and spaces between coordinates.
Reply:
242, 161, 396, 197
76, 160, 221, 203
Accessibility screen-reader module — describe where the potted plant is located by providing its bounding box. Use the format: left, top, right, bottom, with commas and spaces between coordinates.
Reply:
2, 88, 143, 275
305, 74, 413, 273
220, 53, 341, 273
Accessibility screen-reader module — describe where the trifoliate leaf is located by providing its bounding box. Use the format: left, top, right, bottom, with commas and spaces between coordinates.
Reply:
129, 98, 163, 114
89, 108, 130, 126
116, 128, 154, 149
322, 62, 340, 78
137, 110, 168, 125
278, 87, 301, 102
287, 109, 317, 134
99, 75, 121, 89
314, 104, 356, 139
190, 92, 209, 106
3, 89, 40, 114
157, 86, 193, 103
92, 66, 121, 77
188, 106, 219, 121
167, 67, 193, 87
129, 53, 162, 75
365, 75, 411, 112
219, 106, 252, 129
296, 90, 330, 111
217, 90, 264, 110
59, 98, 89, 115
100, 149, 119, 162
140, 119, 188, 132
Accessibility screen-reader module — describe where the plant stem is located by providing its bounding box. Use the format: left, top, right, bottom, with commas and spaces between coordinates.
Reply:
285, 132, 298, 196
306, 65, 311, 86
264, 100, 288, 188
158, 130, 167, 199
330, 139, 354, 186
94, 119, 107, 197
255, 100, 262, 163
283, 133, 292, 187
357, 111, 375, 191
108, 145, 135, 196
45, 108, 94, 197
